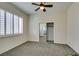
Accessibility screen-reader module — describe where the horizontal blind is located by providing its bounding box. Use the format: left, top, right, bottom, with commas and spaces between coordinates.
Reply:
19, 17, 23, 34
6, 12, 13, 35
0, 9, 5, 35
0, 9, 23, 37
14, 15, 19, 34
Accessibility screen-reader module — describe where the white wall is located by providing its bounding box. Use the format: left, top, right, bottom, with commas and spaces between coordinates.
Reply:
29, 11, 67, 44
67, 3, 79, 53
0, 2, 29, 54
29, 15, 39, 42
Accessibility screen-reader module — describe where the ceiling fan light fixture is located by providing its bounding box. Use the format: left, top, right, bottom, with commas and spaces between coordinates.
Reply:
40, 6, 44, 10
32, 2, 53, 12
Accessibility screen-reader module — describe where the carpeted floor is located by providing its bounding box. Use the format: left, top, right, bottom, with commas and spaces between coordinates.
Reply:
0, 41, 78, 56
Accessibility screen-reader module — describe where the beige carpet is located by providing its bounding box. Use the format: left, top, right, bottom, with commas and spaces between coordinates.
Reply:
0, 41, 78, 56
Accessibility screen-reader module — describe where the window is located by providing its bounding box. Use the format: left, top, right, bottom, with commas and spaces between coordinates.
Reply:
19, 17, 23, 34
0, 9, 23, 38
14, 15, 19, 34
0, 9, 5, 35
6, 12, 13, 35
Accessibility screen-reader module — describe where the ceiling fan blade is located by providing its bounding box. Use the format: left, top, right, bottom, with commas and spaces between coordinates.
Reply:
32, 3, 40, 6
43, 8, 46, 12
44, 5, 53, 7
35, 7, 40, 11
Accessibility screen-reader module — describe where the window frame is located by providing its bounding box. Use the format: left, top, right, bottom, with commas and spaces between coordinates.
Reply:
0, 9, 5, 36
0, 9, 23, 38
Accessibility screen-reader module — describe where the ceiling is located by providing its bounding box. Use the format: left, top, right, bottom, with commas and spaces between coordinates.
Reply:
12, 2, 73, 15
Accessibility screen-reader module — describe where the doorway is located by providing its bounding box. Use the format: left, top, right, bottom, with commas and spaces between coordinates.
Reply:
39, 23, 47, 43
39, 22, 54, 43
47, 22, 54, 43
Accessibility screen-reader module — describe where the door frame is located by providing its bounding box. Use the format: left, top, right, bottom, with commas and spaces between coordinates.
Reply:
46, 22, 54, 43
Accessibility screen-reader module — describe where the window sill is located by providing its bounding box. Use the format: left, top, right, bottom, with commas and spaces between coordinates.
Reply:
0, 34, 23, 39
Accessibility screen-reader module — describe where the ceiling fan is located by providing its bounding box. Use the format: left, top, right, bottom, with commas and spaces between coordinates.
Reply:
32, 2, 53, 12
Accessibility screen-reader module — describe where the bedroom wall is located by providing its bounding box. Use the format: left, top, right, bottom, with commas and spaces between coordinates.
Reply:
67, 3, 79, 53
1, 2, 79, 54
29, 11, 67, 44
0, 2, 29, 54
